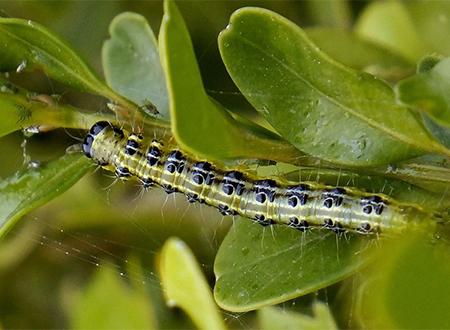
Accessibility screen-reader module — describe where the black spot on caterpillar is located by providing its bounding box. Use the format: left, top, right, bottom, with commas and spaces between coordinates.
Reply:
83, 121, 438, 236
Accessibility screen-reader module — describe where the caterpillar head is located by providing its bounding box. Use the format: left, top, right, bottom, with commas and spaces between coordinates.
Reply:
82, 121, 110, 158
83, 121, 126, 166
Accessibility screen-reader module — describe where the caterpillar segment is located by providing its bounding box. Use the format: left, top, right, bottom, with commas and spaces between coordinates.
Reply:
83, 121, 435, 236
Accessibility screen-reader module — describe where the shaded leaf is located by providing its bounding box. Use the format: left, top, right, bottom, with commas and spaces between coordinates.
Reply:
396, 57, 450, 126
103, 12, 169, 119
159, 0, 300, 163
0, 18, 136, 116
70, 264, 156, 329
0, 153, 91, 238
421, 113, 450, 149
259, 302, 337, 330
219, 8, 449, 165
214, 220, 368, 312
377, 155, 450, 197
159, 237, 226, 330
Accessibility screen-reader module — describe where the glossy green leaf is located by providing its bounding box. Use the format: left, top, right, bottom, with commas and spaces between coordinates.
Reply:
214, 221, 368, 312
103, 12, 169, 119
219, 8, 450, 165
354, 1, 426, 63
258, 302, 337, 330
396, 57, 450, 126
0, 91, 110, 137
0, 18, 136, 114
159, 237, 226, 330
0, 153, 92, 238
355, 235, 450, 329
159, 0, 300, 163
70, 264, 156, 329
306, 28, 413, 81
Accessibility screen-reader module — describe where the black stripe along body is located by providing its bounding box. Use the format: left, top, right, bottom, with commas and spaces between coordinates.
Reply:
82, 122, 434, 236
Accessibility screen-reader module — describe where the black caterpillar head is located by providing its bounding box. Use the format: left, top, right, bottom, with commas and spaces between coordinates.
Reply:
83, 121, 110, 158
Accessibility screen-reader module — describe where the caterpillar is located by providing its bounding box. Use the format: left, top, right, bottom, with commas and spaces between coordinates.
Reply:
82, 121, 439, 236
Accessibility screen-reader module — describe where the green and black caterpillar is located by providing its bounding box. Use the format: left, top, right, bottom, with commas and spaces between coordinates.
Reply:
83, 121, 440, 236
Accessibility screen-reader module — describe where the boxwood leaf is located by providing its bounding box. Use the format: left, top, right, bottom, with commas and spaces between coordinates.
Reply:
0, 18, 136, 114
421, 114, 450, 149
214, 221, 368, 312
219, 7, 450, 165
258, 302, 337, 330
103, 12, 169, 119
0, 153, 92, 238
396, 57, 450, 126
159, 0, 300, 163
159, 237, 226, 330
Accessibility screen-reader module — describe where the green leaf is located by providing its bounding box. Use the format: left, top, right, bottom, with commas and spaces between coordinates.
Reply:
103, 12, 169, 119
214, 221, 368, 312
421, 114, 450, 149
354, 1, 426, 63
0, 18, 136, 115
306, 28, 413, 81
354, 235, 450, 329
0, 90, 111, 137
396, 57, 450, 126
417, 54, 443, 74
0, 153, 91, 238
159, 237, 226, 330
159, 0, 300, 163
380, 156, 450, 197
219, 8, 449, 165
258, 302, 337, 330
70, 264, 156, 329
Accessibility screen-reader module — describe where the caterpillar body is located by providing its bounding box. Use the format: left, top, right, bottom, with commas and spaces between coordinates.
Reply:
82, 121, 437, 236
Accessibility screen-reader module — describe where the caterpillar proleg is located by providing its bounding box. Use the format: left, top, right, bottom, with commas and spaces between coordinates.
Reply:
83, 121, 440, 236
